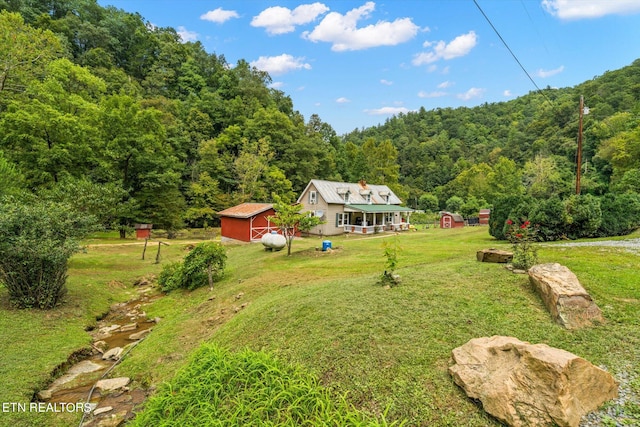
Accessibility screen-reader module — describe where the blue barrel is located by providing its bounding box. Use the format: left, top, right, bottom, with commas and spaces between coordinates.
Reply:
322, 240, 332, 251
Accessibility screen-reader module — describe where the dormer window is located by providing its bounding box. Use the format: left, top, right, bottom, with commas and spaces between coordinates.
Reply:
379, 191, 390, 205
336, 187, 350, 203
359, 188, 372, 203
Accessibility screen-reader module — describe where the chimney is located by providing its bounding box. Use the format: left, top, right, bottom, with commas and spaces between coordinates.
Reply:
358, 178, 367, 188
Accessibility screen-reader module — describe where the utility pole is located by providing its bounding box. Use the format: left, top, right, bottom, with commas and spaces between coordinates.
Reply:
576, 95, 584, 195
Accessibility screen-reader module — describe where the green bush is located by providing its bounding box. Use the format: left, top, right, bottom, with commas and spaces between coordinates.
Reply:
158, 241, 227, 292
488, 195, 529, 240
563, 194, 602, 239
598, 193, 640, 236
130, 344, 400, 427
528, 197, 565, 241
0, 196, 97, 309
157, 261, 184, 292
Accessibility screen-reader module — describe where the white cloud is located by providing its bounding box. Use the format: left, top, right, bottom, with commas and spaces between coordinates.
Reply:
270, 81, 285, 89
457, 87, 485, 101
365, 106, 412, 115
336, 97, 351, 103
380, 79, 393, 86
250, 54, 312, 75
542, 0, 640, 19
503, 89, 513, 97
536, 65, 565, 78
176, 26, 198, 42
437, 80, 453, 89
418, 90, 447, 98
252, 3, 329, 35
200, 8, 240, 23
413, 31, 477, 65
303, 1, 419, 51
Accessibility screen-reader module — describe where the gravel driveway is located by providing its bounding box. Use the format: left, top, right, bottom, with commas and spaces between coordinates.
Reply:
546, 238, 640, 254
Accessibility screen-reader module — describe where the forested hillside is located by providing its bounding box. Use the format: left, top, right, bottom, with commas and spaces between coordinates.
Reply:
1, 0, 639, 238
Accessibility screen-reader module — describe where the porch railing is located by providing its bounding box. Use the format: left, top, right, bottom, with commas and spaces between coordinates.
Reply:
343, 222, 409, 234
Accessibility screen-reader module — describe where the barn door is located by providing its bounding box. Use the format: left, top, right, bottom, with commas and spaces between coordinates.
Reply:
443, 216, 451, 228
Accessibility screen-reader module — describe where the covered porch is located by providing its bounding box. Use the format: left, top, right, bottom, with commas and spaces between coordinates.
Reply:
342, 204, 414, 234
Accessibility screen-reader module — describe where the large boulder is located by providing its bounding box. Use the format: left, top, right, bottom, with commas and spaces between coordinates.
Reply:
449, 336, 618, 427
528, 263, 604, 329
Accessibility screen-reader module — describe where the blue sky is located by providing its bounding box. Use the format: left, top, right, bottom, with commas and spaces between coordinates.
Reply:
97, 0, 640, 134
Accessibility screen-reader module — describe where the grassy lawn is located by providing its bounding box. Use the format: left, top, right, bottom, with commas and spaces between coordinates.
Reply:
1, 227, 639, 426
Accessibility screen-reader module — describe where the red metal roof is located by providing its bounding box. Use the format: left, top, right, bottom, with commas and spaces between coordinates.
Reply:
217, 203, 274, 219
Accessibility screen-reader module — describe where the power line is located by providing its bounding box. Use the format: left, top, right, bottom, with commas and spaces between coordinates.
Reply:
473, 0, 553, 105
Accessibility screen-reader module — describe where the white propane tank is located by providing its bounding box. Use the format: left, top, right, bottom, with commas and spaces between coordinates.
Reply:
261, 231, 286, 251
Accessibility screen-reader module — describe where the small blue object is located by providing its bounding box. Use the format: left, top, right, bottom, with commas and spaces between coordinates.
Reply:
322, 240, 332, 251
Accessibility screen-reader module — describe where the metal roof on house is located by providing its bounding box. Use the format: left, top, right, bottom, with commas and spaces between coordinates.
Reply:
298, 179, 403, 205
217, 203, 273, 219
344, 204, 415, 213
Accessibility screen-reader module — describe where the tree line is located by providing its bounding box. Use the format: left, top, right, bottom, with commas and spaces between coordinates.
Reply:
1, 0, 639, 239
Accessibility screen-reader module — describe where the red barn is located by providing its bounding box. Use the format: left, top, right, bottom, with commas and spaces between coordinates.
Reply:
440, 212, 465, 229
218, 203, 278, 242
479, 209, 491, 225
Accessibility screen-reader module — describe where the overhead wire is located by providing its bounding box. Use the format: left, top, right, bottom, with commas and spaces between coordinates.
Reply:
472, 0, 553, 106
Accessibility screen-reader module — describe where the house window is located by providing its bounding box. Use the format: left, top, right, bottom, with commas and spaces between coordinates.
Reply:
343, 191, 350, 203
384, 213, 394, 224
336, 212, 350, 227
309, 190, 317, 204
364, 193, 371, 204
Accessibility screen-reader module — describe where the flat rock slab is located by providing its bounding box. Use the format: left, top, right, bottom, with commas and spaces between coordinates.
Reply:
96, 377, 130, 392
128, 328, 151, 340
528, 263, 604, 329
449, 336, 618, 427
37, 360, 109, 399
477, 248, 513, 263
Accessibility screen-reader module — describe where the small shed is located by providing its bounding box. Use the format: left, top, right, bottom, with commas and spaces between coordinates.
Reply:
134, 223, 152, 239
218, 203, 278, 242
479, 209, 491, 225
440, 212, 465, 229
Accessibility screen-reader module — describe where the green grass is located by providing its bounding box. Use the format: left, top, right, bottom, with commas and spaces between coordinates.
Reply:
130, 344, 400, 426
1, 227, 639, 426
0, 237, 191, 427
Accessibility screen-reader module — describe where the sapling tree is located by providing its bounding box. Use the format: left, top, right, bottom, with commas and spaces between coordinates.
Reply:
269, 194, 323, 256
380, 236, 402, 287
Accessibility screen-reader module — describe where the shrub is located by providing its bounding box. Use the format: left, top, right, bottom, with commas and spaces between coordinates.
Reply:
506, 219, 538, 270
157, 261, 184, 292
598, 193, 640, 236
0, 196, 97, 309
158, 241, 227, 292
528, 197, 566, 241
130, 344, 400, 426
489, 195, 530, 240
563, 194, 602, 239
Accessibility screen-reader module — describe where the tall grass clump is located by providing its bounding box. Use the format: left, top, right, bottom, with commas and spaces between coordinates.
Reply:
130, 344, 401, 426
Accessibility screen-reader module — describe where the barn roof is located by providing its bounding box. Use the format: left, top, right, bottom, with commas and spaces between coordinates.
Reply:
442, 211, 464, 222
218, 203, 273, 219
